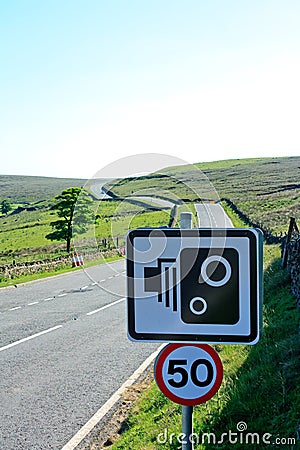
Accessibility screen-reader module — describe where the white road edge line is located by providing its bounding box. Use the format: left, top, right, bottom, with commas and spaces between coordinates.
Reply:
86, 298, 125, 316
60, 343, 165, 450
0, 325, 63, 353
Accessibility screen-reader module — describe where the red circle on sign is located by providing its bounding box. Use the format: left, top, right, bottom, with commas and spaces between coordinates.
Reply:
154, 344, 223, 406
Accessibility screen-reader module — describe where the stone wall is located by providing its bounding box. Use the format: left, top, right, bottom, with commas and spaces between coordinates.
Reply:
0, 249, 120, 280
287, 237, 300, 306
221, 198, 284, 244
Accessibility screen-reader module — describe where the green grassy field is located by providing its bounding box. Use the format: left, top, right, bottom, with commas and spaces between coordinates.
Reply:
0, 198, 171, 264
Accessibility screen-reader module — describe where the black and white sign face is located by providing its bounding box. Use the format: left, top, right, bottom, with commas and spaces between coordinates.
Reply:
154, 344, 223, 406
127, 228, 263, 344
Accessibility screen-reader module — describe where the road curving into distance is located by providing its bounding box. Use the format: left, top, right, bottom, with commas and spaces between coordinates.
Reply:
194, 202, 233, 228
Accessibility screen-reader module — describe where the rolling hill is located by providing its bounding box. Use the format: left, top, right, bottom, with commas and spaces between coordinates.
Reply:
105, 156, 300, 234
0, 174, 86, 204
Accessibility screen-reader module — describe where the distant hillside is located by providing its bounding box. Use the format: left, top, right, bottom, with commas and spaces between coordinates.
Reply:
0, 157, 299, 266
0, 175, 87, 204
105, 156, 300, 233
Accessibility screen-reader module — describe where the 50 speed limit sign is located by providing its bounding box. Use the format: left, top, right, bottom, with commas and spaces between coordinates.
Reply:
154, 344, 223, 406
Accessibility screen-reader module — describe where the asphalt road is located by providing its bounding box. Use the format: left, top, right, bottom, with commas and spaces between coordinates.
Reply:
0, 260, 159, 450
128, 196, 175, 208
194, 203, 233, 228
89, 179, 111, 199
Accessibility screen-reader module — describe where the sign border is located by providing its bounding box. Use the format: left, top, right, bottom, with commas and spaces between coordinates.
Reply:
127, 228, 263, 344
154, 343, 223, 406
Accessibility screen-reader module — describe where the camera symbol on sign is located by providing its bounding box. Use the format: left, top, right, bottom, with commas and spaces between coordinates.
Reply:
144, 248, 239, 325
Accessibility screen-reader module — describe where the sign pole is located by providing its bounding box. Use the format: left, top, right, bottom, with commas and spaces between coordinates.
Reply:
180, 212, 194, 450
182, 406, 193, 450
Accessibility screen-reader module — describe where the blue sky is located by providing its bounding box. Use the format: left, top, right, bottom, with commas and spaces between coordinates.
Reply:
1, 0, 300, 178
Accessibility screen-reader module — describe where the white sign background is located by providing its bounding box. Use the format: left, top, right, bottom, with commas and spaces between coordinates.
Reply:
134, 237, 249, 335
127, 228, 262, 344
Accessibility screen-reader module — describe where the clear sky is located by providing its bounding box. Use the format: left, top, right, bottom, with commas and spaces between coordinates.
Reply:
1, 0, 300, 178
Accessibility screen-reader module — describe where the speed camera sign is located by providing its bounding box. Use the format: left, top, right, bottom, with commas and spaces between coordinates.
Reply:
127, 228, 263, 344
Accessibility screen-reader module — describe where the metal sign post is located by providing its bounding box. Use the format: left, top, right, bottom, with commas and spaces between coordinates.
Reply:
181, 212, 194, 450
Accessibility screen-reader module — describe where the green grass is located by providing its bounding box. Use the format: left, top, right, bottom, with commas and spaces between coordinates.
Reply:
104, 212, 300, 450
0, 195, 173, 287
0, 208, 64, 263
97, 209, 171, 237
0, 211, 59, 250
0, 197, 171, 264
221, 201, 249, 228
74, 200, 172, 253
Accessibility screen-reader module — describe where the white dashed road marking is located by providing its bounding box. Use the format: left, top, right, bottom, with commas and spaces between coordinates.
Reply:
0, 325, 63, 353
1, 295, 125, 352
86, 297, 125, 316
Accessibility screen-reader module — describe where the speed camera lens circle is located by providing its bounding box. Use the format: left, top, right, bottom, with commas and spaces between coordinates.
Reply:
190, 297, 208, 315
201, 256, 231, 287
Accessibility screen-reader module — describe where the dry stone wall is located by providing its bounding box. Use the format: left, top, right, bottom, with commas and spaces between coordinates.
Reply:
287, 237, 300, 306
0, 249, 119, 280
221, 198, 284, 244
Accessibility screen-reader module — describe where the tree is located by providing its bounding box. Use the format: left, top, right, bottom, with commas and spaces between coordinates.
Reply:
1, 199, 12, 215
46, 187, 93, 253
